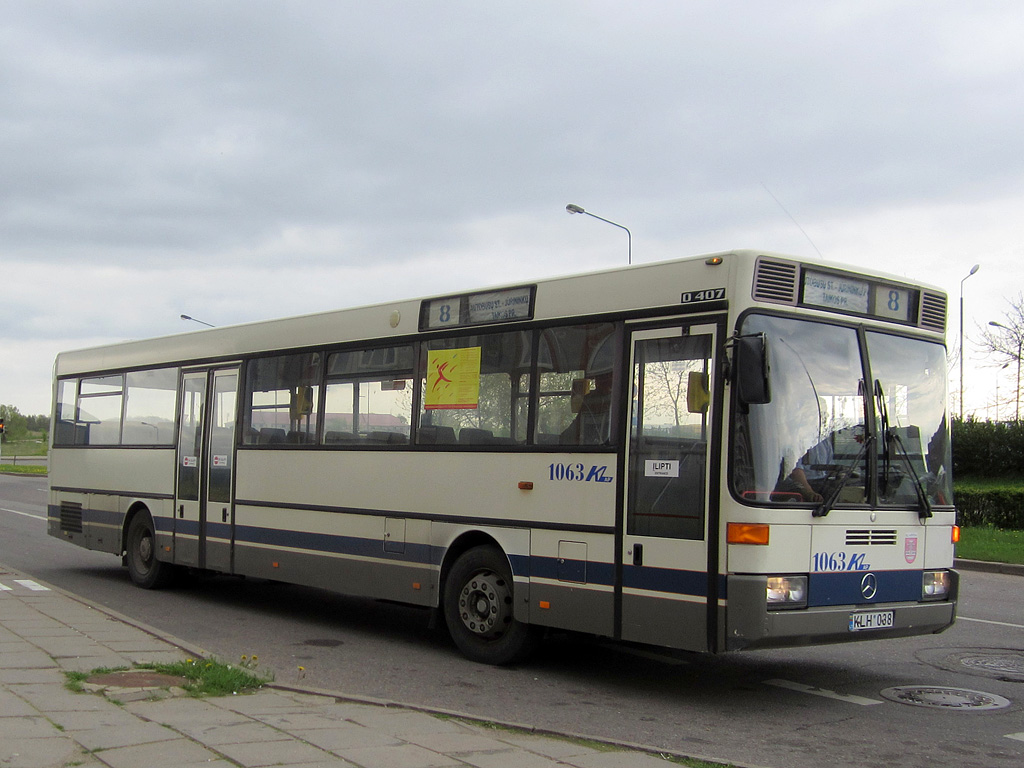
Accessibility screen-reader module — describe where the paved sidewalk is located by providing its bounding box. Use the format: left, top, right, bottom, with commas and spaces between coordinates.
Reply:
0, 565, 695, 768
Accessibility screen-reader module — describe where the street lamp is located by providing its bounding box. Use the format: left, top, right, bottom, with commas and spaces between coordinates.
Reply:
989, 320, 1022, 421
566, 204, 632, 265
959, 264, 979, 420
180, 314, 215, 328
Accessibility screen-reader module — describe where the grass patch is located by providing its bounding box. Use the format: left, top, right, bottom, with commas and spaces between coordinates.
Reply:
0, 463, 47, 475
66, 657, 269, 698
141, 656, 270, 697
957, 526, 1024, 565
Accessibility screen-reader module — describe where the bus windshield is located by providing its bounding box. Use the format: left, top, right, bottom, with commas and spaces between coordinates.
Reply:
731, 314, 952, 509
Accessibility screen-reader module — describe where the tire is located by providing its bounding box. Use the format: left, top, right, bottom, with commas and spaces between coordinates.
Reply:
125, 512, 175, 589
443, 546, 539, 665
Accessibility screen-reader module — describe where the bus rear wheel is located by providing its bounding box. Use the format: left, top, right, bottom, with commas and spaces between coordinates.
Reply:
125, 512, 175, 589
443, 546, 538, 665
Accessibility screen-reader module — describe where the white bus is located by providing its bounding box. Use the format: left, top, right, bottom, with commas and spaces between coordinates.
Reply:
49, 250, 958, 664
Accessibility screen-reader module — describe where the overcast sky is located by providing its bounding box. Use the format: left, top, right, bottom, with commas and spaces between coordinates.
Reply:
3, 1, 1023, 417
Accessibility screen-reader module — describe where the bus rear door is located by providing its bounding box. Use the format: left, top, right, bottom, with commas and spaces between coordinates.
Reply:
174, 367, 239, 573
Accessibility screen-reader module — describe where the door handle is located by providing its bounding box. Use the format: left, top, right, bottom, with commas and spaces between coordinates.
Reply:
178, 505, 184, 518
221, 508, 228, 523
632, 543, 643, 567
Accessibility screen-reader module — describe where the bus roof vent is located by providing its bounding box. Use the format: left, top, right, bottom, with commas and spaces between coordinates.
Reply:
752, 257, 799, 305
919, 291, 947, 333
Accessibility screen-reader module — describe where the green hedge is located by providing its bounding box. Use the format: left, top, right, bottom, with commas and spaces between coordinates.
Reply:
952, 419, 1024, 478
954, 487, 1024, 530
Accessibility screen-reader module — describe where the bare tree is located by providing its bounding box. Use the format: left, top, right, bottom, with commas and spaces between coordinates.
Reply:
978, 293, 1024, 420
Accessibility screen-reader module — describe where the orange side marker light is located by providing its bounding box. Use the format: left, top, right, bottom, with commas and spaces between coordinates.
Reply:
952, 526, 961, 544
727, 522, 770, 545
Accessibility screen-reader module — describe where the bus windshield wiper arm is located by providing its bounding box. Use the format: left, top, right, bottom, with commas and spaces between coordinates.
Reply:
813, 432, 873, 518
874, 380, 933, 519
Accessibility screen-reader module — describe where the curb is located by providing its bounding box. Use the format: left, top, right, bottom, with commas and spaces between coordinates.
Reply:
955, 557, 1024, 577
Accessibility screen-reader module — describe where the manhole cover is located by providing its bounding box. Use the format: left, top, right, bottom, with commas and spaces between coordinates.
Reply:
880, 686, 1011, 710
86, 670, 188, 689
960, 652, 1024, 680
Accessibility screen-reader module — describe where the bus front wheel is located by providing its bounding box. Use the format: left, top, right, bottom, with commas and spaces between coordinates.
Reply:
443, 546, 538, 665
125, 512, 174, 589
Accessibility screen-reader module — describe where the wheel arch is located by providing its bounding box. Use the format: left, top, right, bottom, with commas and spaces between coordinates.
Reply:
121, 501, 155, 557
438, 529, 530, 623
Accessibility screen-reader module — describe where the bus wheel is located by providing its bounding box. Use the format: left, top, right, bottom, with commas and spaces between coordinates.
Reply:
443, 546, 538, 665
125, 512, 174, 589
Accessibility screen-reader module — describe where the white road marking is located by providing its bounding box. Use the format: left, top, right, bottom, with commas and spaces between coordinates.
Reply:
959, 616, 1024, 630
764, 678, 884, 706
13, 579, 50, 591
1005, 732, 1024, 743
0, 506, 47, 522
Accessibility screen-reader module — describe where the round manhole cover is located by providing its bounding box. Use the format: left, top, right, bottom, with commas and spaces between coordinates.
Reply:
880, 686, 1011, 710
960, 652, 1024, 679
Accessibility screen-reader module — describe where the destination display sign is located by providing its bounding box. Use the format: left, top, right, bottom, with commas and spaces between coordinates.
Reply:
801, 270, 916, 324
420, 285, 535, 331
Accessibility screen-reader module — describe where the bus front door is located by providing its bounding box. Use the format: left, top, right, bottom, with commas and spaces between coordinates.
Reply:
621, 324, 715, 651
174, 367, 239, 573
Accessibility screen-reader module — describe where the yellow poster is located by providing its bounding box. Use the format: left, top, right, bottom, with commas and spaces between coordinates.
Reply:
425, 347, 481, 410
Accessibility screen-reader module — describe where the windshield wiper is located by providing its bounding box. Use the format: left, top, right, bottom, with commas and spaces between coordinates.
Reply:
874, 380, 933, 519
813, 430, 873, 518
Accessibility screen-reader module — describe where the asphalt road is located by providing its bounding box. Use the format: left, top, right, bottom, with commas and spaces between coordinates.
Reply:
2, 472, 1022, 768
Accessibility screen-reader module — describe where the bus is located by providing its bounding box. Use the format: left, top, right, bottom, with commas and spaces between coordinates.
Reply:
48, 250, 958, 664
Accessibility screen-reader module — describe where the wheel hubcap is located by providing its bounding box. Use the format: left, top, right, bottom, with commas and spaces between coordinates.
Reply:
458, 571, 511, 638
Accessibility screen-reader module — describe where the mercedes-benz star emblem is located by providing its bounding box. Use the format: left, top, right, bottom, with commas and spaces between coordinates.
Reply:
860, 572, 878, 600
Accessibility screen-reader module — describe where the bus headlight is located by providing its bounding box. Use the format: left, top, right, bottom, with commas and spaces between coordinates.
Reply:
922, 570, 950, 601
766, 575, 807, 610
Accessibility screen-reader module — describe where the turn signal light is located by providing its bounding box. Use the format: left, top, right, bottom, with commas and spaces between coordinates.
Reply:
727, 522, 770, 545
952, 526, 961, 544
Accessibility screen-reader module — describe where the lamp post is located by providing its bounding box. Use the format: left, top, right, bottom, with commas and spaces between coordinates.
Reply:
989, 320, 1022, 421
180, 314, 215, 328
959, 264, 979, 420
566, 204, 632, 265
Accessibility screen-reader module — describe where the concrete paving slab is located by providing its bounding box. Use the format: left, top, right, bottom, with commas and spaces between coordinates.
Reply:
338, 742, 465, 768
404, 728, 526, 755
92, 736, 230, 768
488, 730, 602, 759
10, 682, 113, 712
216, 736, 340, 767
0, 687, 42, 716
174, 720, 292, 747
0, 667, 65, 684
456, 750, 565, 768
0, 714, 62, 739
72, 720, 180, 751
48, 707, 150, 732
344, 709, 466, 737
290, 726, 403, 752
0, 648, 56, 669
127, 695, 251, 727
0, 735, 85, 768
251, 712, 361, 730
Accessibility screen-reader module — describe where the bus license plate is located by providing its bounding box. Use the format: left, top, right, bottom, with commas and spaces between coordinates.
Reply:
849, 610, 894, 631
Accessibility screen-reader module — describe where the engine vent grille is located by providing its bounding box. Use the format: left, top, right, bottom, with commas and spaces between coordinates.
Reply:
752, 257, 799, 305
919, 291, 947, 332
845, 528, 898, 546
59, 501, 83, 533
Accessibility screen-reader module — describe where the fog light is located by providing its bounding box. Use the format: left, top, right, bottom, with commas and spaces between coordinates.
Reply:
767, 575, 807, 610
922, 570, 950, 601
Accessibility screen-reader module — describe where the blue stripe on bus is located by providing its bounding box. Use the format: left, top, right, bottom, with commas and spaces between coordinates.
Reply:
52, 503, 718, 600
808, 569, 922, 606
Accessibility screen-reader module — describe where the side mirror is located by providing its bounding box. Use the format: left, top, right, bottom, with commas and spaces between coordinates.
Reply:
735, 334, 771, 405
